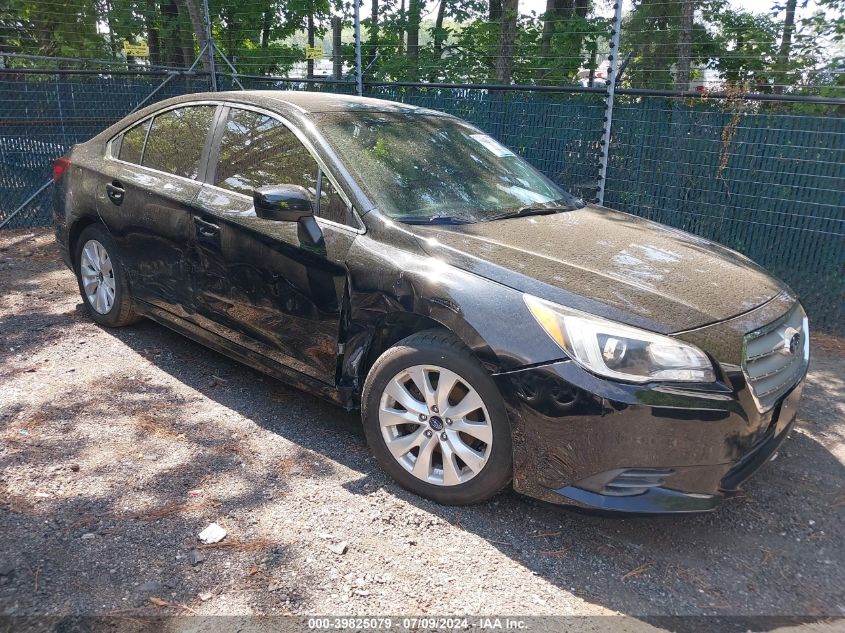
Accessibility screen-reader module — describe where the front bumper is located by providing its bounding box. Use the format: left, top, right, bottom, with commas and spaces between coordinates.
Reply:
494, 359, 805, 514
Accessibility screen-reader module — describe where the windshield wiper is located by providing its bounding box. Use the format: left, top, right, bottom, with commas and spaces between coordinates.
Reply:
392, 215, 475, 225
484, 204, 575, 222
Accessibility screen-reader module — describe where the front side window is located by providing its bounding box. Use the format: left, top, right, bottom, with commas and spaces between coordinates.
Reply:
118, 119, 150, 164
142, 105, 215, 179
214, 108, 318, 197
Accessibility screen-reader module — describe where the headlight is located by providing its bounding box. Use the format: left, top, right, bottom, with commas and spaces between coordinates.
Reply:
524, 294, 716, 383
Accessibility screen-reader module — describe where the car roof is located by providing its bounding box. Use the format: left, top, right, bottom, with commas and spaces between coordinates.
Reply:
89, 90, 449, 148
239, 90, 437, 114
155, 90, 442, 115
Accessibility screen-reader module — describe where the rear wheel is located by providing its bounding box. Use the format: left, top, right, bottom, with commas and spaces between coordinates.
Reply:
362, 330, 512, 505
74, 224, 139, 327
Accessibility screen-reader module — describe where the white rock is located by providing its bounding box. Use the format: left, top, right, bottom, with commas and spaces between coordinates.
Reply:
198, 522, 227, 544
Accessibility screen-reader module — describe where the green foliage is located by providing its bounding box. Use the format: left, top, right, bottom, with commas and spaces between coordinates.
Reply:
621, 0, 725, 89
0, 0, 841, 94
1, 0, 106, 59
710, 9, 781, 90
619, 0, 839, 93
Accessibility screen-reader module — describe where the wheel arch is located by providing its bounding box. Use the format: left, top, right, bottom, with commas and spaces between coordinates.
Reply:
68, 214, 106, 271
339, 305, 501, 408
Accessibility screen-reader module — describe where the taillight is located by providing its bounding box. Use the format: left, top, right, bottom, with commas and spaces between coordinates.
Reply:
53, 157, 71, 182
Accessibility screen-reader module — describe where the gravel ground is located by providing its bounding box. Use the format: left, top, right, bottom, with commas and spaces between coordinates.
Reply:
1, 228, 844, 631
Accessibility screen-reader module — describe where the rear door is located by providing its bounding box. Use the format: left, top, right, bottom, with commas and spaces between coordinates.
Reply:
97, 104, 217, 315
187, 105, 360, 383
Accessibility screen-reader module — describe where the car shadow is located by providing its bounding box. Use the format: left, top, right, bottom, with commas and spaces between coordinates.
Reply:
93, 318, 845, 630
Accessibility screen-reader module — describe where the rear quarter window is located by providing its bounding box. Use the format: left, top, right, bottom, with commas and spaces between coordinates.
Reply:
117, 119, 150, 164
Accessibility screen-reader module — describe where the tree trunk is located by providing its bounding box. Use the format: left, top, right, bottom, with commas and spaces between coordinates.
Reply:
104, 0, 118, 57
407, 0, 421, 79
775, 0, 797, 94
261, 7, 272, 48
145, 0, 162, 66
160, 0, 183, 66
307, 13, 315, 78
433, 0, 448, 56
427, 0, 448, 81
676, 0, 694, 90
487, 0, 502, 80
539, 0, 558, 61
489, 0, 502, 22
495, 0, 517, 83
369, 0, 379, 66
180, 0, 211, 71
587, 37, 597, 86
538, 0, 588, 82
332, 16, 343, 79
398, 0, 406, 55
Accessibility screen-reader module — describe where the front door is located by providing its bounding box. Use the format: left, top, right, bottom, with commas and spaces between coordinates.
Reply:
97, 104, 217, 316
188, 106, 359, 384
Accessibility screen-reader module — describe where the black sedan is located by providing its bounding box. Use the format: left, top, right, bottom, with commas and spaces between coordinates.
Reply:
52, 91, 809, 513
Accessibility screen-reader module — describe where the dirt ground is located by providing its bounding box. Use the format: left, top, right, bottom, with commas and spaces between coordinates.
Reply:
1, 228, 844, 631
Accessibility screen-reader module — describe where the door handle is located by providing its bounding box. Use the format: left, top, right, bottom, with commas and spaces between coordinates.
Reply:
193, 216, 220, 239
106, 181, 125, 206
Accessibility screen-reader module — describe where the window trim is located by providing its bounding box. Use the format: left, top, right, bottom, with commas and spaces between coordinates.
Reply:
317, 168, 356, 228
204, 102, 364, 233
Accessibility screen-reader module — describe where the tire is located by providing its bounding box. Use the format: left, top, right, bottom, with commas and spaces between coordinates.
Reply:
74, 224, 139, 327
362, 329, 512, 505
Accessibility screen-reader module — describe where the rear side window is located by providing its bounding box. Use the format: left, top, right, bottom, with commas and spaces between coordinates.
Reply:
214, 108, 317, 197
118, 119, 150, 164
142, 106, 216, 179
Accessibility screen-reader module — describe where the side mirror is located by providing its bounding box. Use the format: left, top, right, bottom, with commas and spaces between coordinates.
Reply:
253, 185, 313, 222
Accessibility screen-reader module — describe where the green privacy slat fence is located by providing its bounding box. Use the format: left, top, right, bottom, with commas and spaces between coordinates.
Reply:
0, 73, 215, 229
604, 96, 845, 333
1, 74, 842, 333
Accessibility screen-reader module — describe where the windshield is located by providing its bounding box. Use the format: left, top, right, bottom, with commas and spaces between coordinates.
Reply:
313, 111, 583, 223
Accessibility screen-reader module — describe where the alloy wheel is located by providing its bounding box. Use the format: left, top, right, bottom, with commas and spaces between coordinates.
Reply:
378, 364, 493, 486
80, 239, 116, 315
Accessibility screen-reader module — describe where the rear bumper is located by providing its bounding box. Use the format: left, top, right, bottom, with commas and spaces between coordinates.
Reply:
494, 360, 804, 514
52, 184, 73, 270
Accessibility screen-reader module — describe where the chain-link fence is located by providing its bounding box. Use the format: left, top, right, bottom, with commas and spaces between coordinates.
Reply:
1, 0, 843, 331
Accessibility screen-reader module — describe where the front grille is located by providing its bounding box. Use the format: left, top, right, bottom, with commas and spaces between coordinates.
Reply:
742, 304, 809, 412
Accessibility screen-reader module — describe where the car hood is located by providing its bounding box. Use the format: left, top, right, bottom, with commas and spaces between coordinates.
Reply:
409, 205, 785, 334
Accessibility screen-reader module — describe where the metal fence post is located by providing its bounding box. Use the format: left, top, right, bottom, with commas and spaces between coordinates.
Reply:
202, 0, 217, 91
597, 0, 623, 206
354, 0, 363, 95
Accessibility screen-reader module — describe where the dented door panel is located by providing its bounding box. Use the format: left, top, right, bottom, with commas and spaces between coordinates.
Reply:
188, 185, 353, 384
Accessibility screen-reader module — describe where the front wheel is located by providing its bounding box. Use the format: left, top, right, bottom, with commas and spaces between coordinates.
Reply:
362, 330, 512, 505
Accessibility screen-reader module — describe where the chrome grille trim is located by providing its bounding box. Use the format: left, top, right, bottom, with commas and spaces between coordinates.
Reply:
742, 303, 809, 413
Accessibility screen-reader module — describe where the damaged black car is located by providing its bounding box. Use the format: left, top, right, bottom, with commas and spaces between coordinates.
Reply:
53, 91, 809, 513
